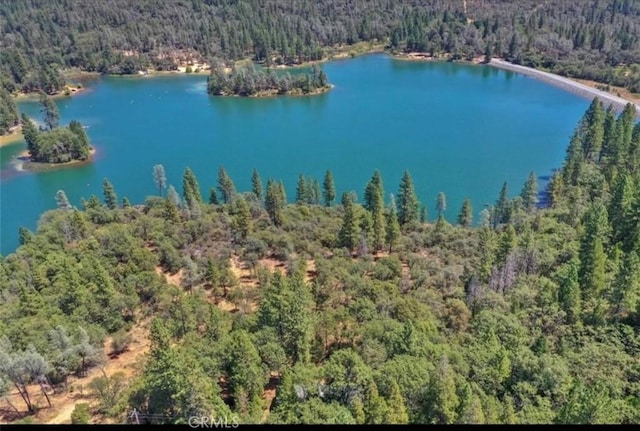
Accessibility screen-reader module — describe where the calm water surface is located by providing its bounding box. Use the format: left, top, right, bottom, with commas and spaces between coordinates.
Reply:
0, 54, 591, 255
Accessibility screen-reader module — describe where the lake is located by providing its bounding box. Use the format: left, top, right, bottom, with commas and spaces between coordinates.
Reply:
0, 54, 590, 256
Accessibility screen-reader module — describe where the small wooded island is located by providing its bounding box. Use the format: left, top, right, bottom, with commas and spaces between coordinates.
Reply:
20, 92, 93, 167
207, 64, 331, 97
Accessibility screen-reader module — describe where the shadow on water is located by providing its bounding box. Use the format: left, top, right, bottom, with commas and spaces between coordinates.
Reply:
209, 89, 330, 117
480, 65, 501, 78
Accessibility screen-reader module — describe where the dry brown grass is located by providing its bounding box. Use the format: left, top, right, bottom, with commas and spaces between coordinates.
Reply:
0, 320, 151, 425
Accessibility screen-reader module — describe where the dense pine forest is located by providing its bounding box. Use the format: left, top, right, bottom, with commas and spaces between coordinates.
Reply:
207, 64, 330, 97
1, 0, 640, 101
1, 99, 640, 424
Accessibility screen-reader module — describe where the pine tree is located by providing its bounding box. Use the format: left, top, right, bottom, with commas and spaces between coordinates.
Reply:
547, 171, 564, 207
182, 167, 202, 208
21, 113, 40, 159
55, 190, 71, 210
278, 181, 287, 206
457, 385, 485, 424
39, 91, 59, 130
338, 192, 359, 251
397, 170, 419, 225
501, 396, 517, 424
310, 178, 321, 205
208, 187, 219, 205
559, 261, 581, 324
608, 173, 635, 249
18, 226, 34, 245
362, 172, 386, 252
386, 381, 409, 424
364, 170, 384, 212
520, 172, 538, 212
494, 182, 510, 226
563, 134, 584, 187
610, 251, 640, 320
582, 98, 604, 161
102, 179, 118, 210
68, 120, 90, 160
295, 174, 307, 204
223, 330, 266, 419
167, 185, 181, 208
122, 197, 131, 208
153, 164, 167, 196
364, 381, 389, 424
458, 198, 473, 227
424, 355, 459, 424
217, 166, 236, 204
350, 397, 366, 424
323, 170, 336, 207
251, 168, 263, 201
82, 195, 101, 210
285, 276, 314, 364
386, 194, 401, 253
232, 196, 252, 240
265, 178, 285, 227
600, 105, 620, 178
579, 202, 609, 300
619, 103, 636, 157
496, 224, 517, 265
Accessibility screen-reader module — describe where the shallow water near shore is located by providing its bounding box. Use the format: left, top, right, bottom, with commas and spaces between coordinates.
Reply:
0, 53, 591, 255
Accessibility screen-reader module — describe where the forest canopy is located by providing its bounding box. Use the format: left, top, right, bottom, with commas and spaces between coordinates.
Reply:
207, 64, 330, 97
1, 0, 640, 95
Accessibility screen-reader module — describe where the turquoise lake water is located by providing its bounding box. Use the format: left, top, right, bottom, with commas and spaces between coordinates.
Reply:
0, 54, 591, 256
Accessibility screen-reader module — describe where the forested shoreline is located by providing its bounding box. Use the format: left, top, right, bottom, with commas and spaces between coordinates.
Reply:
207, 64, 330, 97
1, 0, 640, 102
2, 99, 640, 424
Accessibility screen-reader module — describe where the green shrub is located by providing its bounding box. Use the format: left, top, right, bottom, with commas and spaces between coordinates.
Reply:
71, 403, 91, 424
110, 329, 132, 355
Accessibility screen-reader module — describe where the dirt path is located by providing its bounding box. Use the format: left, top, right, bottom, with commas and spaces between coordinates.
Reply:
45, 322, 150, 424
0, 321, 150, 425
155, 266, 184, 287
46, 400, 83, 425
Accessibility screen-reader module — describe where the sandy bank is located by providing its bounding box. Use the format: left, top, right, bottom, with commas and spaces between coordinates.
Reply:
0, 126, 23, 147
489, 59, 640, 115
15, 84, 88, 101
15, 147, 97, 171
268, 42, 386, 70
392, 52, 486, 64
213, 84, 333, 99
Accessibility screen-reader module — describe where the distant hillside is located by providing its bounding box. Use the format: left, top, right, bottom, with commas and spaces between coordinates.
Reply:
1, 0, 640, 96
